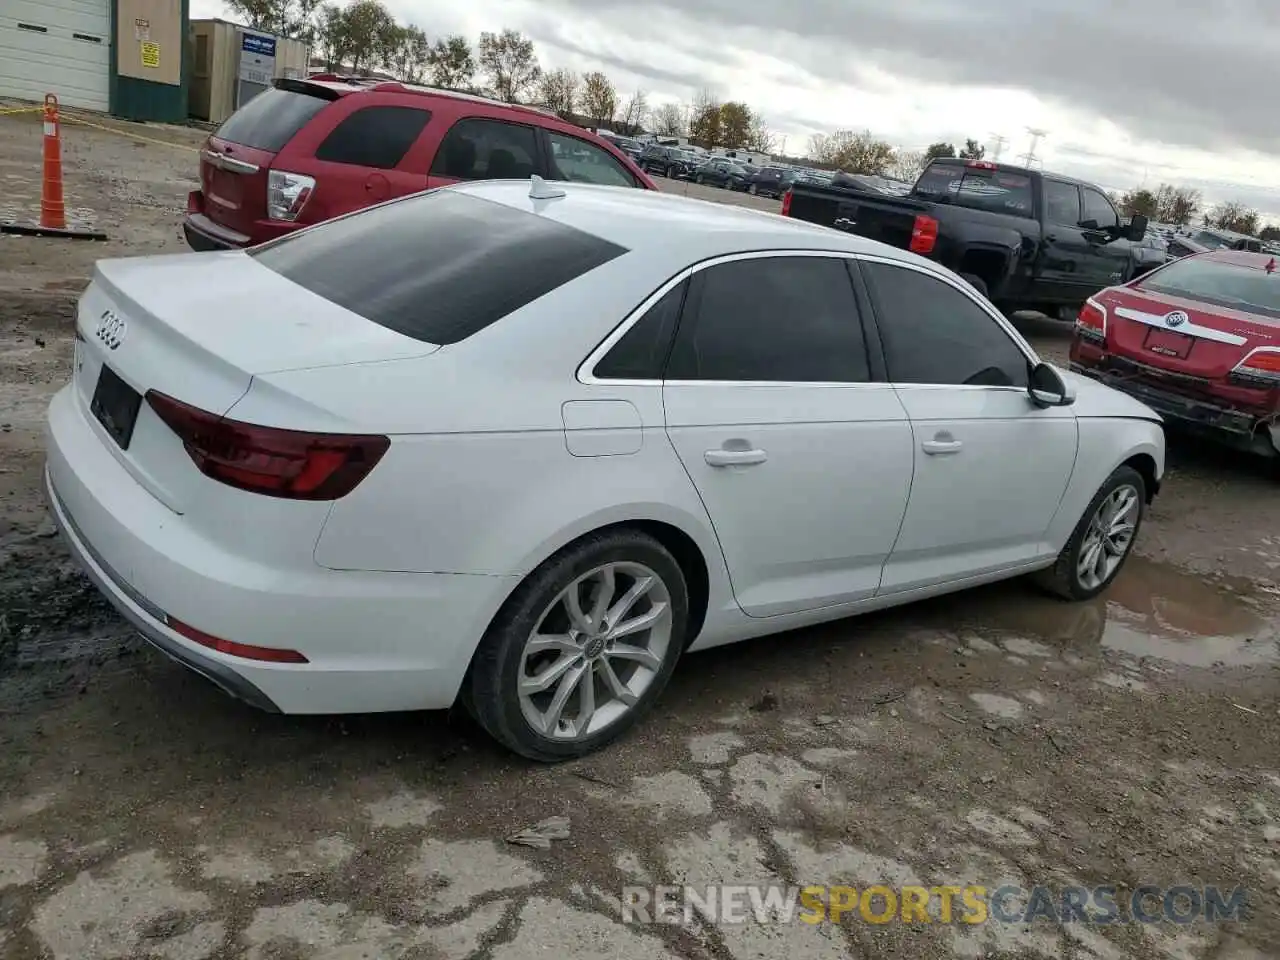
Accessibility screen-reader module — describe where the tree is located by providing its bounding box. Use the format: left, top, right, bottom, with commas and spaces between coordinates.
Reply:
745, 114, 776, 154
384, 24, 429, 82
688, 88, 723, 146
1207, 201, 1260, 235
342, 0, 395, 75
958, 138, 985, 160
1152, 183, 1201, 225
924, 142, 956, 162
618, 90, 648, 134
314, 3, 351, 70
651, 101, 685, 137
808, 133, 836, 165
823, 130, 896, 175
888, 149, 926, 183
717, 102, 753, 148
1119, 187, 1159, 220
579, 71, 618, 129
427, 35, 475, 90
478, 29, 540, 103
538, 68, 579, 119
223, 0, 320, 39
1260, 224, 1280, 242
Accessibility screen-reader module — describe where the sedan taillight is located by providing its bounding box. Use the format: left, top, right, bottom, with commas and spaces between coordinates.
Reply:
146, 391, 389, 500
267, 170, 316, 221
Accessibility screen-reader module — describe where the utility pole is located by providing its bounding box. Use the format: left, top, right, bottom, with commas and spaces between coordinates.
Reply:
1023, 127, 1047, 167
988, 133, 1008, 162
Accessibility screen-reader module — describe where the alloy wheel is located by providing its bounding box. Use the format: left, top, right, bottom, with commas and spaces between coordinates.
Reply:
1076, 484, 1139, 590
518, 562, 672, 741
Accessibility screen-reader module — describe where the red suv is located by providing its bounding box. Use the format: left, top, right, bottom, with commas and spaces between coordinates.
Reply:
1069, 249, 1280, 460
184, 77, 657, 251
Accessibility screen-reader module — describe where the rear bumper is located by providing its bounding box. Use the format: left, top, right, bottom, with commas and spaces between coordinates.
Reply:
183, 212, 248, 252
1069, 360, 1277, 452
44, 384, 516, 714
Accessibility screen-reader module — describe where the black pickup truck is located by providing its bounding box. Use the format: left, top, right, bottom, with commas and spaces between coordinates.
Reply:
783, 159, 1152, 317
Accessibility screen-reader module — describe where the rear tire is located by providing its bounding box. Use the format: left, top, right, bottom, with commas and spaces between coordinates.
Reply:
749, 184, 758, 195
1032, 465, 1145, 601
959, 273, 990, 298
464, 529, 689, 762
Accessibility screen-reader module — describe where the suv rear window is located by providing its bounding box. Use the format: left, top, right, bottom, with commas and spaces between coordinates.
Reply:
913, 162, 1034, 215
249, 190, 628, 344
215, 85, 334, 153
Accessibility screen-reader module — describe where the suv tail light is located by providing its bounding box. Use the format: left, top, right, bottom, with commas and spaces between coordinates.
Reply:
780, 189, 793, 216
1230, 347, 1280, 387
909, 215, 938, 254
146, 391, 389, 500
267, 170, 316, 221
1075, 297, 1107, 343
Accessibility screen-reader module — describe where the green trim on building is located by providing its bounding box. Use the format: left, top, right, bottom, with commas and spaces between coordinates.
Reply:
109, 0, 190, 122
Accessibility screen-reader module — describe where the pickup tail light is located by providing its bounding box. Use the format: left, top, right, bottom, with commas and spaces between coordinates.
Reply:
1075, 297, 1107, 343
909, 215, 938, 254
1230, 347, 1280, 386
966, 160, 997, 170
267, 170, 316, 221
145, 391, 389, 500
780, 189, 792, 217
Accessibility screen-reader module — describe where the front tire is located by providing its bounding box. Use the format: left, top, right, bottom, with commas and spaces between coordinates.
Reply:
464, 530, 689, 761
1033, 465, 1145, 601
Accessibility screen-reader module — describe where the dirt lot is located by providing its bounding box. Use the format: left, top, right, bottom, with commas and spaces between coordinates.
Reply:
1, 108, 1279, 960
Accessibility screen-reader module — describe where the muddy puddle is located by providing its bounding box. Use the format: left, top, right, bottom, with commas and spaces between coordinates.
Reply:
947, 555, 1278, 670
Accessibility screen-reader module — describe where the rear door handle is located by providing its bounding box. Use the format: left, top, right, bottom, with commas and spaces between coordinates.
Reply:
705, 448, 768, 467
922, 439, 963, 455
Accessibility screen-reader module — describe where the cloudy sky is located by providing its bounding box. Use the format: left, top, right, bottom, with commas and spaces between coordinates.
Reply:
194, 0, 1280, 222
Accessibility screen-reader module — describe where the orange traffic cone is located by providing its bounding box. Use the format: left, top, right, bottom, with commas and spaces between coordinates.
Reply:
0, 92, 106, 240
40, 93, 67, 230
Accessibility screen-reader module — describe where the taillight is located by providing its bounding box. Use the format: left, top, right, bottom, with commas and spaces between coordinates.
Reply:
145, 391, 389, 500
1075, 297, 1107, 343
909, 215, 938, 254
267, 170, 316, 221
1230, 347, 1280, 387
780, 189, 792, 216
965, 160, 997, 170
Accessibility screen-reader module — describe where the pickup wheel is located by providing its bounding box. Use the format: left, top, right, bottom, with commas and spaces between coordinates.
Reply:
959, 273, 990, 298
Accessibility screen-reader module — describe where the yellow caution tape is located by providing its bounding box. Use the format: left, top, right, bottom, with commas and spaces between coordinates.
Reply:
1, 105, 200, 152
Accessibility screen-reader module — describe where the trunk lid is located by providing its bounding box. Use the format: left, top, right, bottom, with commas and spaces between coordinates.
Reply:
200, 83, 337, 237
786, 183, 926, 248
74, 253, 437, 514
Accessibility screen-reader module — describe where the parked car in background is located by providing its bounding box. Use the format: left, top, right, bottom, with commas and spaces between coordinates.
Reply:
1071, 249, 1280, 461
1190, 228, 1263, 253
693, 157, 752, 190
183, 77, 654, 251
600, 133, 643, 162
783, 158, 1149, 318
1132, 231, 1171, 278
1166, 235, 1210, 259
638, 144, 698, 180
747, 166, 800, 198
51, 179, 1162, 761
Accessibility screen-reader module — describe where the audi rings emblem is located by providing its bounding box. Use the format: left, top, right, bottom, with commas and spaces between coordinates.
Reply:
1163, 310, 1189, 329
96, 309, 126, 350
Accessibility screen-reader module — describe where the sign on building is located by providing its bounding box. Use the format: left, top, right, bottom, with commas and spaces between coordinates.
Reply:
236, 31, 277, 108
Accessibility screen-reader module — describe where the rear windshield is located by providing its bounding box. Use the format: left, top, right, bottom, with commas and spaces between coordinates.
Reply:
1138, 256, 1280, 319
215, 86, 333, 153
913, 163, 1034, 215
249, 190, 628, 344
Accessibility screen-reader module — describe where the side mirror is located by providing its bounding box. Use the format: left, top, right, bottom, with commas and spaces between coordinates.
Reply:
1078, 218, 1101, 231
1126, 214, 1149, 241
1028, 362, 1076, 408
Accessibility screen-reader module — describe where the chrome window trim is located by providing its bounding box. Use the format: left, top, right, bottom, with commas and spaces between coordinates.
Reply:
576, 248, 1041, 391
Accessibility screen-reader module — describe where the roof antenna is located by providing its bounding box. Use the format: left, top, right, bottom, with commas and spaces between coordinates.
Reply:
529, 174, 566, 201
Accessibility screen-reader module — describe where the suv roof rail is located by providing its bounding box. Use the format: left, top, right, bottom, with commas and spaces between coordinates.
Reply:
361, 81, 571, 120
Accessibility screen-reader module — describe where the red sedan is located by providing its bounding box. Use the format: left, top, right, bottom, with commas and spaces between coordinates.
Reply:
1070, 249, 1280, 460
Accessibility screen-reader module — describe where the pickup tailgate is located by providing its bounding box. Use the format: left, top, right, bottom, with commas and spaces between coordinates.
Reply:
787, 187, 930, 249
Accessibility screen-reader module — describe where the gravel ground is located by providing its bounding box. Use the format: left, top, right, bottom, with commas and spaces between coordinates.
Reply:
1, 108, 1279, 960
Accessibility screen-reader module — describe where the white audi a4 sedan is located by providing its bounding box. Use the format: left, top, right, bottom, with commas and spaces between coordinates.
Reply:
45, 177, 1164, 760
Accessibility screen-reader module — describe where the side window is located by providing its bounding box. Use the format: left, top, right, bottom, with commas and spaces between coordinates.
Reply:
1044, 180, 1081, 225
546, 132, 638, 188
314, 106, 431, 169
861, 261, 1029, 388
1082, 188, 1119, 229
666, 256, 870, 382
430, 118, 538, 180
593, 281, 686, 379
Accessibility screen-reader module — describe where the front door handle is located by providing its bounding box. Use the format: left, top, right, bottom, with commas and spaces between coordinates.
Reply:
705, 448, 768, 467
922, 439, 963, 455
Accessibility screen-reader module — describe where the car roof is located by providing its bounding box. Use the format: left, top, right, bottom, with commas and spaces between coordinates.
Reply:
447, 179, 932, 268
1200, 249, 1277, 268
